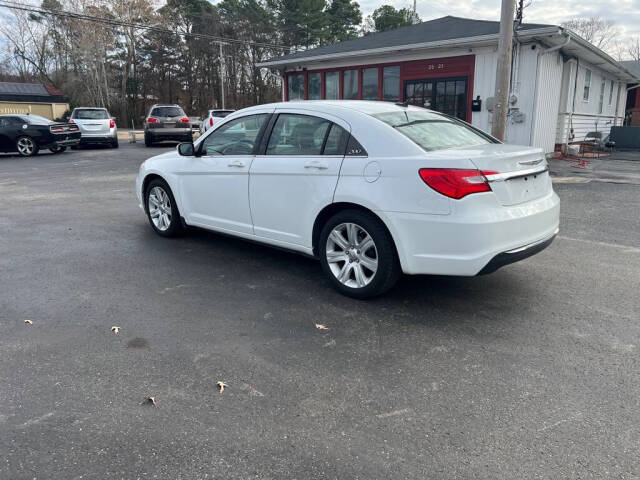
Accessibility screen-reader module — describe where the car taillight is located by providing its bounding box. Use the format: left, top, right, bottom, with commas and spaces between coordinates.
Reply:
147, 117, 158, 124
418, 168, 498, 199
180, 117, 190, 123
68, 119, 74, 124
50, 126, 64, 133
209, 117, 213, 127
109, 119, 115, 128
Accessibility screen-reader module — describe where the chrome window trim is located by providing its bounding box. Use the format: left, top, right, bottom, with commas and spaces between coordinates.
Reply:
485, 165, 548, 182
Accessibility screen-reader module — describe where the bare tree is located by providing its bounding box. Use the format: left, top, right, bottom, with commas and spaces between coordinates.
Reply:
561, 17, 619, 53
628, 36, 640, 61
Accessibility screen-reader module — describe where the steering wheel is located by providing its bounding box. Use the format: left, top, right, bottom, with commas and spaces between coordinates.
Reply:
221, 140, 253, 155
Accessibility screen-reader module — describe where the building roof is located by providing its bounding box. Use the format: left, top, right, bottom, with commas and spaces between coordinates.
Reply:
257, 16, 640, 82
0, 81, 69, 103
620, 61, 640, 80
258, 16, 554, 66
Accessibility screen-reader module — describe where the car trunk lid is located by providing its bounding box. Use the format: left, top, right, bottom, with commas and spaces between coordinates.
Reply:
436, 144, 552, 206
73, 118, 110, 133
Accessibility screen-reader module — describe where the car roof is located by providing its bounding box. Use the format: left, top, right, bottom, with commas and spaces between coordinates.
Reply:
74, 107, 107, 110
236, 100, 421, 117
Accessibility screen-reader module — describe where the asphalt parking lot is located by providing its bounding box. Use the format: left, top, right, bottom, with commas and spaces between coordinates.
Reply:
1, 144, 639, 479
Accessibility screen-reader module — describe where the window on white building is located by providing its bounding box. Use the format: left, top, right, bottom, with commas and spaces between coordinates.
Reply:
288, 73, 305, 100
325, 72, 339, 100
598, 80, 605, 114
583, 69, 591, 101
608, 80, 614, 105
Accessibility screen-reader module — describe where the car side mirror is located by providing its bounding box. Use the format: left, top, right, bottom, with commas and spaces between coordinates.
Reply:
177, 142, 195, 156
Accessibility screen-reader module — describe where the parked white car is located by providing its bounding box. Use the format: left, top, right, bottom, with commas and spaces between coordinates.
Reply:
199, 109, 235, 134
69, 107, 118, 148
136, 101, 560, 298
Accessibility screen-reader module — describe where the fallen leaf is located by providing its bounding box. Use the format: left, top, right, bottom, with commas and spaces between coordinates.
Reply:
314, 323, 329, 331
140, 396, 156, 406
217, 381, 228, 393
24, 319, 33, 325
111, 326, 120, 335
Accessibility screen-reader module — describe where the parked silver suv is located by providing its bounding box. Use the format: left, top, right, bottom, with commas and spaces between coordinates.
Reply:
70, 107, 118, 148
143, 104, 192, 147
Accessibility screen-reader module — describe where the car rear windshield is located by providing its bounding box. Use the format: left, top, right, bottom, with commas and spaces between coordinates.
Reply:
74, 109, 109, 120
372, 110, 496, 151
211, 110, 233, 118
17, 114, 52, 125
151, 107, 185, 118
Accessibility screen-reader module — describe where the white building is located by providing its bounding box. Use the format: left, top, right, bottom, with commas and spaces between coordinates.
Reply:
257, 16, 640, 153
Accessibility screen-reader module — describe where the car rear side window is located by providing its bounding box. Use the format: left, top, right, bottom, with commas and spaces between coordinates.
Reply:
74, 109, 109, 120
323, 124, 349, 155
151, 107, 184, 118
267, 114, 331, 156
372, 110, 494, 151
346, 135, 367, 156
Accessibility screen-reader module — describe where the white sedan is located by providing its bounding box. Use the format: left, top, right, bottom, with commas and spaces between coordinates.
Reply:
136, 101, 559, 298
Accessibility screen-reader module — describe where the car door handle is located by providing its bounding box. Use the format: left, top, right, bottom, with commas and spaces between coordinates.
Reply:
304, 160, 329, 169
228, 160, 245, 167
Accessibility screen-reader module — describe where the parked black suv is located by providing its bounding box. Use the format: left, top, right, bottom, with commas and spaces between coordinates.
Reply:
143, 105, 192, 147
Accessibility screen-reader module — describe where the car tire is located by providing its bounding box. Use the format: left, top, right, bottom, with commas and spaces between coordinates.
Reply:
111, 138, 119, 148
144, 178, 184, 237
49, 146, 67, 154
70, 145, 79, 150
144, 133, 153, 147
318, 209, 401, 299
16, 136, 39, 157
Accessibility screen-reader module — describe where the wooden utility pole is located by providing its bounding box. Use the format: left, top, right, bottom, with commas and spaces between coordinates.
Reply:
491, 0, 516, 141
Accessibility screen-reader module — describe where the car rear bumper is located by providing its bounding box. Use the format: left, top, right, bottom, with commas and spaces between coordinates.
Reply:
147, 128, 192, 140
379, 191, 560, 276
79, 134, 116, 144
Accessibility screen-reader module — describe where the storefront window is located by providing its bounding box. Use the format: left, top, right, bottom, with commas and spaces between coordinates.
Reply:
383, 66, 400, 101
325, 72, 339, 99
343, 70, 358, 99
362, 68, 378, 100
308, 73, 321, 100
288, 73, 305, 100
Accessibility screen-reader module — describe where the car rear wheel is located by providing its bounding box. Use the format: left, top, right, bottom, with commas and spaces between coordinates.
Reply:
144, 133, 153, 147
49, 146, 67, 154
145, 179, 183, 237
319, 210, 401, 299
111, 138, 119, 148
16, 136, 39, 157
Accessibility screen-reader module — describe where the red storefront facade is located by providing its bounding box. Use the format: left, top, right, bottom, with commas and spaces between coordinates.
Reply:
284, 55, 475, 122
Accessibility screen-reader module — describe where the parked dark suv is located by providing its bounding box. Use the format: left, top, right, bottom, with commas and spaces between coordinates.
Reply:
144, 104, 192, 147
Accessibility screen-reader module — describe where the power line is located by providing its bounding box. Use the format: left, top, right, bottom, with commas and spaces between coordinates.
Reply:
0, 0, 290, 51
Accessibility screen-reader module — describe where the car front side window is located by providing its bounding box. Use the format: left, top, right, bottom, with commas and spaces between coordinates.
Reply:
201, 114, 267, 156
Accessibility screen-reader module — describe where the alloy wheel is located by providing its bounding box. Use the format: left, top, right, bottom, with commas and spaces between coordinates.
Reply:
17, 137, 35, 156
326, 222, 378, 288
148, 186, 172, 231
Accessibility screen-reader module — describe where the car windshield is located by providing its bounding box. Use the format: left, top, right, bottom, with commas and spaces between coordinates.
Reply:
211, 110, 234, 118
74, 109, 109, 120
18, 114, 53, 125
372, 110, 496, 151
151, 107, 184, 118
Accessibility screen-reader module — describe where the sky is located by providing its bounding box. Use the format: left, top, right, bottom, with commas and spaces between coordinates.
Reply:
358, 0, 640, 52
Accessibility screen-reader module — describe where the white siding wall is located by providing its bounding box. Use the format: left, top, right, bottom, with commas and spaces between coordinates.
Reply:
531, 50, 564, 152
555, 60, 628, 145
472, 44, 543, 149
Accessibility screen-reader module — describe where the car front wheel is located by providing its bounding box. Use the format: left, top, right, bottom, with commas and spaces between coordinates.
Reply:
319, 210, 401, 299
145, 179, 183, 237
49, 146, 67, 153
16, 136, 39, 157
